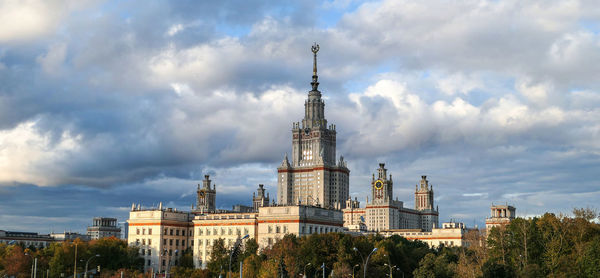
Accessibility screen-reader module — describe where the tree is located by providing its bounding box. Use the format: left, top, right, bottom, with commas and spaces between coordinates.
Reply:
1, 245, 31, 278
413, 250, 456, 278
206, 238, 228, 276
481, 260, 514, 278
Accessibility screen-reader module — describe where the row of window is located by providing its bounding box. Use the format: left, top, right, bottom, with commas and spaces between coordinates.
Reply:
135, 227, 194, 237
162, 238, 186, 247
135, 238, 152, 246
197, 227, 249, 236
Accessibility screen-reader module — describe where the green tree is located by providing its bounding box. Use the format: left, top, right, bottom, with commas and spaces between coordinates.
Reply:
481, 260, 515, 278
412, 250, 456, 278
206, 238, 228, 276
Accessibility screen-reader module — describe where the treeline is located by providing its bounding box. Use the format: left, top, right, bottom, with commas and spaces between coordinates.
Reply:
174, 208, 600, 278
2, 208, 599, 278
0, 237, 144, 278
171, 233, 433, 278
411, 208, 600, 278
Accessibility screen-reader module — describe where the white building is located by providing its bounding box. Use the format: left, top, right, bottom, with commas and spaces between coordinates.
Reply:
127, 204, 193, 273
485, 204, 516, 231
0, 230, 54, 248
381, 222, 469, 248
87, 217, 121, 240
343, 164, 439, 232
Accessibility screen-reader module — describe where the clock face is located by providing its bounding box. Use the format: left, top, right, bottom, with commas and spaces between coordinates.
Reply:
375, 180, 384, 190
199, 191, 205, 198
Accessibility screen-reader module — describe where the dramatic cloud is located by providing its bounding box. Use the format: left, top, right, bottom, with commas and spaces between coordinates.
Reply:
0, 0, 599, 232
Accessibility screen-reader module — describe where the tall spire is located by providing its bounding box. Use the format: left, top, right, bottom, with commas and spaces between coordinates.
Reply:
310, 42, 320, 92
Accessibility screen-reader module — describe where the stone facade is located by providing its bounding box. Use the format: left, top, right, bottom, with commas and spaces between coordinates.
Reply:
256, 205, 344, 248
127, 205, 193, 273
343, 164, 439, 232
192, 212, 258, 268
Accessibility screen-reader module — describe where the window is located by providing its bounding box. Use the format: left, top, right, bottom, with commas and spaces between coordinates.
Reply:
148, 249, 151, 256
170, 229, 173, 236
199, 229, 203, 235
169, 239, 173, 245
276, 226, 280, 233
182, 240, 185, 246
175, 239, 179, 246
148, 229, 152, 235
164, 228, 167, 235
136, 239, 140, 245
163, 239, 167, 245
176, 230, 179, 236
162, 260, 165, 266
182, 230, 185, 236
142, 239, 145, 245
148, 239, 152, 245
198, 240, 203, 246
169, 250, 172, 256
148, 260, 151, 266
136, 229, 140, 235
141, 249, 145, 255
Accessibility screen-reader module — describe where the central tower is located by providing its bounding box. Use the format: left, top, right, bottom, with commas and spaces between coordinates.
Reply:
277, 43, 350, 209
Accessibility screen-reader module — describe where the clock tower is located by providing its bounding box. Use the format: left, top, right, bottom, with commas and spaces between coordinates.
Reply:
196, 175, 216, 213
372, 163, 393, 204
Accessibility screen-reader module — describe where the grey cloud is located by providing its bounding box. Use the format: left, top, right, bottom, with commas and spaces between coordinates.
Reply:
0, 0, 599, 231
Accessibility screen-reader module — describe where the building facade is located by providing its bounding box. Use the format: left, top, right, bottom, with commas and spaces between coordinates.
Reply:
127, 204, 193, 273
485, 204, 516, 231
87, 217, 121, 240
0, 230, 54, 248
277, 43, 350, 209
381, 222, 468, 248
342, 165, 439, 232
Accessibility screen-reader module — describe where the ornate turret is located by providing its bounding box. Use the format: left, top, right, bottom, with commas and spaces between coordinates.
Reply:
196, 175, 216, 213
371, 163, 393, 204
415, 175, 434, 211
253, 184, 270, 211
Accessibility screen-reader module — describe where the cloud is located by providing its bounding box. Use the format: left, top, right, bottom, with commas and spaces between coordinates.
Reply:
0, 0, 95, 43
0, 0, 599, 232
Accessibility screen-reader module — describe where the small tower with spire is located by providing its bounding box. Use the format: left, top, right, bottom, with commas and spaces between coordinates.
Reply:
415, 175, 434, 211
252, 184, 270, 211
196, 175, 217, 213
371, 163, 394, 204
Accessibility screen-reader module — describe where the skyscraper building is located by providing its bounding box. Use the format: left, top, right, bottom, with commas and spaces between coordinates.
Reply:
277, 43, 350, 209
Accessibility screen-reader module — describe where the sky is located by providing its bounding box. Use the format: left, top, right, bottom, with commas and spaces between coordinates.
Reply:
0, 0, 599, 233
